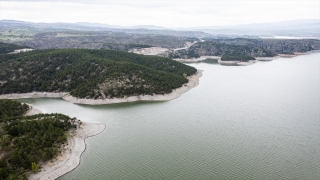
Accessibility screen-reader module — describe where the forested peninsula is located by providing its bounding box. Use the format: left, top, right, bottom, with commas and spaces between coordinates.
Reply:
0, 99, 78, 179
169, 39, 320, 59
0, 43, 197, 102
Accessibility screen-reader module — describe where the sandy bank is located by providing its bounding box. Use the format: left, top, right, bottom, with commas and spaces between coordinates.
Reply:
63, 70, 203, 105
24, 104, 42, 116
218, 59, 256, 66
20, 104, 106, 179
29, 122, 106, 180
0, 92, 68, 99
174, 56, 256, 66
255, 56, 279, 61
173, 56, 220, 63
278, 54, 296, 58
0, 71, 202, 105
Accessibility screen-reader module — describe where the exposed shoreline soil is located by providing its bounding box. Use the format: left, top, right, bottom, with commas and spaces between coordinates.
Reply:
28, 122, 106, 180
63, 70, 202, 105
18, 104, 106, 180
172, 50, 320, 64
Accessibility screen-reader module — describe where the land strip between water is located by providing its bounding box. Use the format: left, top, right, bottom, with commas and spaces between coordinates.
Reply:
21, 105, 106, 180
0, 70, 203, 105
28, 122, 106, 180
173, 50, 320, 66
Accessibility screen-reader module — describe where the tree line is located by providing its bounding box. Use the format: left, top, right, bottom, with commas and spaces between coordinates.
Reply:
0, 46, 197, 99
0, 99, 76, 179
0, 99, 29, 118
221, 54, 256, 61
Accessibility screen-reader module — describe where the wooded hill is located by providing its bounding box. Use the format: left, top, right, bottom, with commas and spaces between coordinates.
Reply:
0, 42, 29, 54
1, 27, 198, 50
0, 99, 77, 179
169, 39, 320, 59
206, 38, 320, 55
0, 99, 29, 118
0, 45, 197, 99
169, 41, 276, 59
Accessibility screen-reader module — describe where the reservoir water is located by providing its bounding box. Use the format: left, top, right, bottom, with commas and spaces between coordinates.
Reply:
19, 53, 320, 179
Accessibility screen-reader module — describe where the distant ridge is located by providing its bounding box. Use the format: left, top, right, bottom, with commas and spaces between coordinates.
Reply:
180, 19, 320, 37
0, 19, 211, 38
0, 44, 197, 99
1, 19, 319, 37
178, 19, 320, 30
0, 20, 168, 30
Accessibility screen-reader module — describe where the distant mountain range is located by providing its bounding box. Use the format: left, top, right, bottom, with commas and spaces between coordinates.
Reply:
0, 20, 209, 38
0, 20, 168, 31
0, 19, 319, 37
186, 19, 320, 37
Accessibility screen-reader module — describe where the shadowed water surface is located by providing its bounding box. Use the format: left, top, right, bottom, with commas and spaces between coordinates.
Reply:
19, 53, 320, 179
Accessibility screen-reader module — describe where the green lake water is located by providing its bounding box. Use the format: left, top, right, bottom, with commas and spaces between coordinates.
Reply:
19, 53, 320, 179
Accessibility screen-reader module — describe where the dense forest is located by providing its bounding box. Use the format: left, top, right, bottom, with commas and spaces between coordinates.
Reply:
168, 39, 320, 59
0, 43, 197, 99
102, 43, 153, 51
0, 99, 76, 179
206, 38, 320, 54
0, 99, 29, 118
221, 54, 256, 61
1, 28, 198, 50
0, 42, 29, 54
169, 41, 276, 59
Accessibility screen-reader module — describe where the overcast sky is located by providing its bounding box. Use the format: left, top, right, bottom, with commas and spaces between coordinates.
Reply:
0, 0, 319, 28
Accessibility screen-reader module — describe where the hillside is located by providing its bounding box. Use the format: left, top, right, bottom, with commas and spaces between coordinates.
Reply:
0, 99, 29, 118
0, 20, 211, 38
0, 46, 197, 99
14, 32, 197, 50
169, 39, 320, 58
0, 21, 200, 50
0, 99, 77, 179
169, 41, 275, 58
206, 38, 320, 54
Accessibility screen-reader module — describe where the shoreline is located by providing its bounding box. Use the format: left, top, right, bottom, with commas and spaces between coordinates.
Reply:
173, 56, 220, 63
63, 70, 203, 105
24, 103, 42, 116
255, 56, 279, 61
218, 59, 256, 66
173, 50, 320, 64
174, 56, 258, 66
0, 70, 203, 105
22, 104, 106, 180
278, 50, 320, 58
28, 122, 106, 180
0, 92, 68, 99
